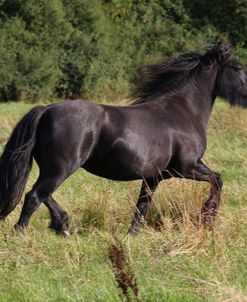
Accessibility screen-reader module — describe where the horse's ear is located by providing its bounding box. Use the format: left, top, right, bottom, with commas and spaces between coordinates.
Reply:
213, 42, 232, 63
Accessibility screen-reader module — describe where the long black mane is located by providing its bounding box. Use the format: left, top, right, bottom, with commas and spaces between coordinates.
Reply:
132, 43, 232, 104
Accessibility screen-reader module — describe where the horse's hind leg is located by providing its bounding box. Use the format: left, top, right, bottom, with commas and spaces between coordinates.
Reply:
129, 178, 160, 235
14, 175, 65, 231
43, 196, 71, 236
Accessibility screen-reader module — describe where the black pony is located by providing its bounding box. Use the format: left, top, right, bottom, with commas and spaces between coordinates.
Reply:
0, 42, 246, 235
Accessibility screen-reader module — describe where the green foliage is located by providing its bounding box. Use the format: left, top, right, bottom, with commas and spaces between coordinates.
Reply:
0, 0, 246, 102
0, 0, 63, 100
183, 0, 247, 62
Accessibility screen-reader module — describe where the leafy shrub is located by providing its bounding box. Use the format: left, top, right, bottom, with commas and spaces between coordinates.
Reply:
0, 0, 246, 102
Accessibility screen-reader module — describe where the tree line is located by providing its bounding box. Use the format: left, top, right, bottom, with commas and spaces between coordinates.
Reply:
0, 0, 246, 102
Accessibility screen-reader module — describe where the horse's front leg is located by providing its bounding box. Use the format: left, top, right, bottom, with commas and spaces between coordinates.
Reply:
201, 172, 223, 225
129, 178, 160, 235
179, 160, 223, 227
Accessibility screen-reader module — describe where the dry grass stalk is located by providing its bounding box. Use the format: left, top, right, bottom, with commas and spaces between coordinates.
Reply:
108, 234, 139, 302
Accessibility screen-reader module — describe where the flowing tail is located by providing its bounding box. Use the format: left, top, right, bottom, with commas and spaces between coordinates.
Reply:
0, 106, 46, 219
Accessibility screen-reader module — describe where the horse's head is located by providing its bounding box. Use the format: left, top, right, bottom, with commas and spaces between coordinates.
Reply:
213, 42, 247, 108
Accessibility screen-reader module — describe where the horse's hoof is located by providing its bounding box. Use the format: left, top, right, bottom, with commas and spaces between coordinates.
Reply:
14, 224, 25, 233
49, 221, 73, 236
62, 228, 73, 237
201, 214, 214, 230
128, 228, 139, 236
49, 225, 73, 237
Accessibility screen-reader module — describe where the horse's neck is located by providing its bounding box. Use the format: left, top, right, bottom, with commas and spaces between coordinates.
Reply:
178, 66, 219, 128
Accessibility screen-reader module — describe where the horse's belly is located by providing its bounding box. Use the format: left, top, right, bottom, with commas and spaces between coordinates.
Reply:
82, 151, 141, 180
83, 163, 140, 181
83, 144, 170, 181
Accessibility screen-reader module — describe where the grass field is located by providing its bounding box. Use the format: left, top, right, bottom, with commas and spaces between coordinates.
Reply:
0, 100, 246, 302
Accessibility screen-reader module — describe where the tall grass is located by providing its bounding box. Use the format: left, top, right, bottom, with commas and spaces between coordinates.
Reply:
0, 100, 246, 301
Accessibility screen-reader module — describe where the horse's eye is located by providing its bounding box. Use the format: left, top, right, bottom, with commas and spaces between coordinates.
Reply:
229, 65, 242, 71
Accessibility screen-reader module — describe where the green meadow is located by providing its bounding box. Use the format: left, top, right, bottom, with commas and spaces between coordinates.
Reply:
0, 100, 246, 302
